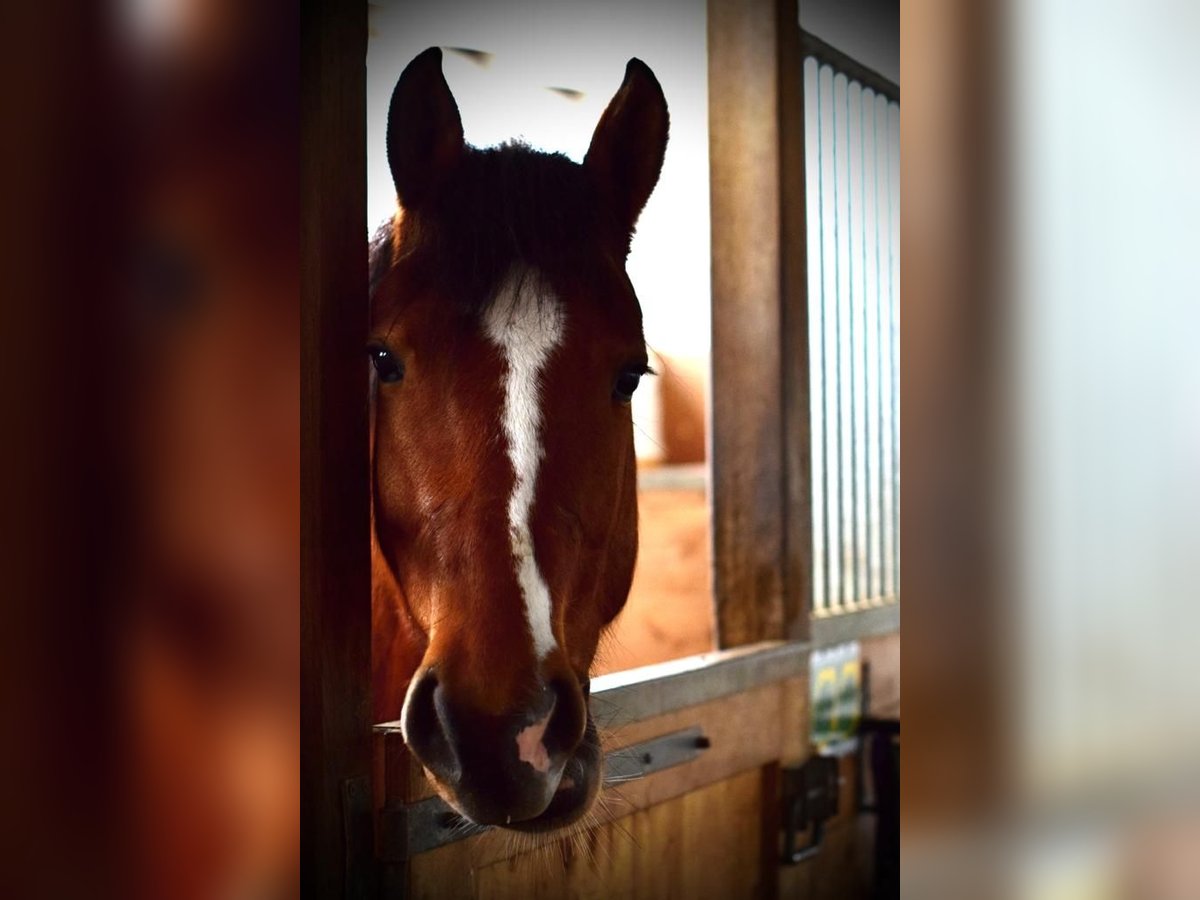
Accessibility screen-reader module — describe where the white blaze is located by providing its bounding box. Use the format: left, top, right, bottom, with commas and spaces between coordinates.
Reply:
483, 270, 564, 660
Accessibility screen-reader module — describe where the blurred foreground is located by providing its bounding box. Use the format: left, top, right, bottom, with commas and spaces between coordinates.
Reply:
903, 0, 1200, 897
0, 1, 298, 897
122, 3, 300, 897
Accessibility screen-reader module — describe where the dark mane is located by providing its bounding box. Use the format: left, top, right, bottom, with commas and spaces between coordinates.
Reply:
369, 141, 617, 315
368, 218, 395, 297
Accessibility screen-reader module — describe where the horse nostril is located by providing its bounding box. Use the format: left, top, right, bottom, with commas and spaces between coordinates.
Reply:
541, 677, 587, 759
402, 670, 462, 785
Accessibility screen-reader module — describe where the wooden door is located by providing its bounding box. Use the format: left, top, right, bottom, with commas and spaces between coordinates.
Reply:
375, 642, 816, 899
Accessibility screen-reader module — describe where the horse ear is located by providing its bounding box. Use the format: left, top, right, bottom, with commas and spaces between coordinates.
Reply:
386, 47, 464, 210
584, 58, 669, 244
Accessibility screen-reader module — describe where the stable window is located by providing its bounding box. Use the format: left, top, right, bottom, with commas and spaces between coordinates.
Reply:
365, 1, 716, 675
800, 34, 901, 647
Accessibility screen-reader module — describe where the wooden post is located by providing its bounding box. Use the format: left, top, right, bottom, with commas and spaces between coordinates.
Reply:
300, 0, 372, 895
777, 0, 813, 645
709, 0, 811, 647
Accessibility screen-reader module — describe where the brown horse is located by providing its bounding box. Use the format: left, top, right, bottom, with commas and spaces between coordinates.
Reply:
369, 47, 668, 831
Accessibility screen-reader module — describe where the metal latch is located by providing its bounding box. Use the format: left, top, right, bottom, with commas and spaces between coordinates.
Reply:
781, 755, 839, 865
603, 726, 710, 785
379, 726, 711, 861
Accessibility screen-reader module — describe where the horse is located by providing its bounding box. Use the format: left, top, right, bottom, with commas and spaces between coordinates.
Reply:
369, 47, 668, 832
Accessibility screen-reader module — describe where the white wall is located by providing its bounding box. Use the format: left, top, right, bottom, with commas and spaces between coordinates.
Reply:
366, 0, 712, 362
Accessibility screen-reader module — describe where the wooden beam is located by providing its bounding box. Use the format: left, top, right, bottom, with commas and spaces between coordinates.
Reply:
709, 0, 809, 646
778, 0, 813, 643
300, 0, 372, 895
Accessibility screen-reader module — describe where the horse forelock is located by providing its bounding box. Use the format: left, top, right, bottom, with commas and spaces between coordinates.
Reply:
369, 141, 611, 317
368, 217, 396, 297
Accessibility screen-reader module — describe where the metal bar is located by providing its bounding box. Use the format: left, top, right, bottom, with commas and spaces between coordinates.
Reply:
888, 103, 900, 597
799, 29, 899, 104
804, 55, 827, 616
878, 93, 898, 599
835, 70, 854, 609
380, 727, 711, 860
862, 87, 883, 600
849, 78, 868, 607
818, 63, 841, 612
870, 92, 887, 600
602, 726, 710, 784
811, 602, 899, 648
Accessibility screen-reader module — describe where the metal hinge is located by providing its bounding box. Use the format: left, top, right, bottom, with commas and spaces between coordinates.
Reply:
781, 755, 839, 865
378, 726, 711, 861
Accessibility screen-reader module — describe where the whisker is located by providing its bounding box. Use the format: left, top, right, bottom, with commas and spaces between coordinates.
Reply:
607, 812, 640, 851
632, 420, 667, 456
577, 815, 602, 872
644, 340, 708, 411
599, 783, 638, 818
590, 819, 616, 873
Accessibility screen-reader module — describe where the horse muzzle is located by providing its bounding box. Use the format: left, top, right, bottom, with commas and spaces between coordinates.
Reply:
402, 667, 598, 828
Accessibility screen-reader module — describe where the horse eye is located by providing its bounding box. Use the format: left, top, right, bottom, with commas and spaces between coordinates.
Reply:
368, 343, 404, 383
613, 369, 643, 403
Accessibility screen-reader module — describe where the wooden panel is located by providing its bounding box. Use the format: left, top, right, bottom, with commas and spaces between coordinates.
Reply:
300, 0, 371, 895
861, 632, 900, 717
708, 0, 787, 649
472, 769, 765, 900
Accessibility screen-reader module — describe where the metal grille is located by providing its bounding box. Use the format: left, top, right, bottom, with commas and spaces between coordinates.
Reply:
804, 53, 900, 616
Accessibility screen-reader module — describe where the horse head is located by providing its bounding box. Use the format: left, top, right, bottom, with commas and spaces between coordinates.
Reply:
370, 47, 667, 830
